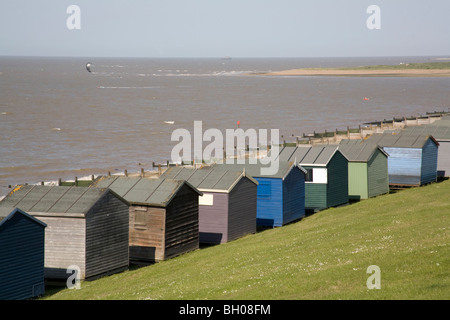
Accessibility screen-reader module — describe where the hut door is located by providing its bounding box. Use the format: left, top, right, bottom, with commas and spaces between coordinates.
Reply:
134, 208, 148, 230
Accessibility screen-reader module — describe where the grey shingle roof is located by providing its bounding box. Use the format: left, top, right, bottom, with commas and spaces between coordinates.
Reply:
365, 133, 439, 148
92, 176, 201, 207
161, 166, 258, 192
0, 185, 110, 215
339, 139, 388, 162
277, 145, 345, 166
402, 125, 450, 141
210, 161, 306, 180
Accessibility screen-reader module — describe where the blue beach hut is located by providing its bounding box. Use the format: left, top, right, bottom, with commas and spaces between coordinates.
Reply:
216, 162, 306, 227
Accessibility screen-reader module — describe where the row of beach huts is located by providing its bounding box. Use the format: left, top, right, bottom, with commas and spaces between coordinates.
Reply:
1, 115, 449, 300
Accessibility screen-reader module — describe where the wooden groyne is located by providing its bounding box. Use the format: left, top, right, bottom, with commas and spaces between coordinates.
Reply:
5, 109, 449, 191
287, 109, 450, 146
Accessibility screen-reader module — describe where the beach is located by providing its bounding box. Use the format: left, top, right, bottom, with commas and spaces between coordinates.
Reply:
257, 65, 450, 77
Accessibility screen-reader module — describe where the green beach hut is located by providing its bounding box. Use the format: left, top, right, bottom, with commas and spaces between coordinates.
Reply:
338, 139, 390, 200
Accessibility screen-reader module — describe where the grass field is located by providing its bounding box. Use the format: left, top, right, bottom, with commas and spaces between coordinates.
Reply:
43, 180, 450, 300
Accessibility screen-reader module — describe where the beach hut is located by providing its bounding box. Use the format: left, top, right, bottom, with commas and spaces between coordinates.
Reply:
338, 139, 389, 200
0, 208, 47, 300
400, 120, 450, 177
365, 133, 439, 186
92, 176, 201, 263
216, 162, 306, 228
161, 165, 258, 244
277, 145, 349, 212
0, 185, 129, 281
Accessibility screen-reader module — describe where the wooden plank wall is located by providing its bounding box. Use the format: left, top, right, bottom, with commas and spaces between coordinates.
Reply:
384, 147, 422, 186
198, 192, 229, 244
0, 212, 46, 299
129, 206, 166, 262
228, 178, 257, 240
164, 184, 199, 260
38, 215, 86, 280
326, 151, 349, 208
367, 150, 389, 198
85, 191, 129, 279
420, 139, 439, 184
437, 141, 450, 177
282, 168, 306, 225
255, 178, 283, 227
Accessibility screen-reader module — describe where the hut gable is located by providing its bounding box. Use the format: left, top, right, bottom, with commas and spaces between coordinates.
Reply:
0, 208, 47, 300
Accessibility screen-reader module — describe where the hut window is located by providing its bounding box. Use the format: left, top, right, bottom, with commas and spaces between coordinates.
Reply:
258, 182, 271, 200
306, 168, 328, 183
313, 168, 328, 183
305, 169, 313, 182
199, 193, 214, 206
134, 211, 148, 229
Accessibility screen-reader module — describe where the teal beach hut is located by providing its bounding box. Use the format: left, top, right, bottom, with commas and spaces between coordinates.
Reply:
277, 145, 349, 212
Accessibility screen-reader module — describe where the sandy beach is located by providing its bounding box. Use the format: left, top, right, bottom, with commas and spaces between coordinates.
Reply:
258, 68, 450, 77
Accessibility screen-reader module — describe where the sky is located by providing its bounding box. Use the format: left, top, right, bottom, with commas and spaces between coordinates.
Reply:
1, 0, 449, 58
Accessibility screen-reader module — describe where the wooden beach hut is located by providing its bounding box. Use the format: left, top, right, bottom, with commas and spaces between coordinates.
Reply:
161, 165, 258, 244
338, 139, 389, 200
0, 208, 47, 300
365, 133, 439, 186
92, 176, 201, 263
216, 162, 306, 228
277, 145, 349, 212
0, 185, 129, 281
401, 120, 450, 177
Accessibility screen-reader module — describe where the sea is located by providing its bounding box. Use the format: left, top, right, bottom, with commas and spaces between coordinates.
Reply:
1, 56, 449, 196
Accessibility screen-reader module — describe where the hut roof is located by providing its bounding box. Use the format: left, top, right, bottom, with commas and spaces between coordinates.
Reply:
365, 133, 439, 148
402, 125, 450, 141
161, 166, 258, 193
211, 161, 306, 180
0, 185, 118, 217
338, 139, 389, 162
92, 176, 202, 207
0, 207, 47, 228
277, 145, 346, 167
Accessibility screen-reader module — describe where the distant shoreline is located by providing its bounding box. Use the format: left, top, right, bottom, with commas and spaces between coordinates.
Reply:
252, 62, 450, 77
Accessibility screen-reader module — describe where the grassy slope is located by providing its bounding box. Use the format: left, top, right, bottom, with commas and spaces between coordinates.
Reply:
44, 180, 450, 300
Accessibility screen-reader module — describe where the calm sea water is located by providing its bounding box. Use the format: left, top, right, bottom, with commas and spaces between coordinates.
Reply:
1, 56, 449, 196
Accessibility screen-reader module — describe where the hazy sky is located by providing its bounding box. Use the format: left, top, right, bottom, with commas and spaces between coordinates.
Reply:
1, 0, 449, 58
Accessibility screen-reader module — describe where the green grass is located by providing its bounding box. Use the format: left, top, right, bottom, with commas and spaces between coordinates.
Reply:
43, 180, 450, 300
